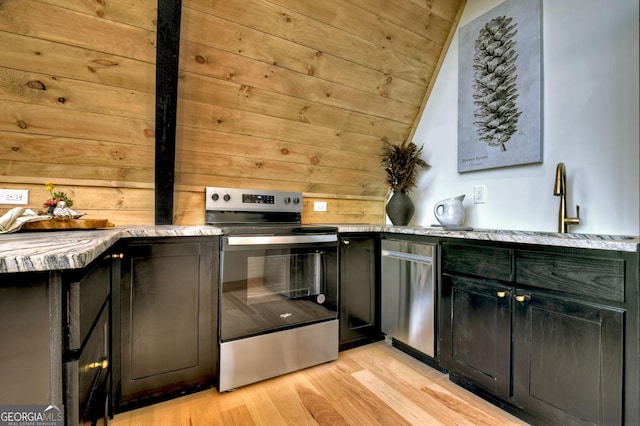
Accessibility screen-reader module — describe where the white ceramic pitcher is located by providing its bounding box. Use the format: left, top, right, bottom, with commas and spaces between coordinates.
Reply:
434, 194, 466, 226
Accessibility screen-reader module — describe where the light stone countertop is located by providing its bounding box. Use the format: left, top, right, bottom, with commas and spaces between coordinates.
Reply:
337, 224, 640, 252
0, 226, 224, 274
0, 224, 637, 273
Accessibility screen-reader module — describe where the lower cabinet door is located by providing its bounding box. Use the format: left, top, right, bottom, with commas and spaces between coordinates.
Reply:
441, 274, 512, 399
339, 236, 379, 349
65, 305, 110, 426
117, 239, 216, 409
512, 291, 624, 425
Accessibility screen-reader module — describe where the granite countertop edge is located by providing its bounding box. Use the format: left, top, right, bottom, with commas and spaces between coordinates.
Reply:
341, 225, 639, 253
0, 225, 224, 274
0, 224, 637, 273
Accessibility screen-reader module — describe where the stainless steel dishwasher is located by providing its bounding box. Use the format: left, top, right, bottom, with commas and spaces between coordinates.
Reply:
381, 239, 437, 359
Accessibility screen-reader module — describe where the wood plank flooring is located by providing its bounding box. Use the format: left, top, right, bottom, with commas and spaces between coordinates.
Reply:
111, 341, 529, 426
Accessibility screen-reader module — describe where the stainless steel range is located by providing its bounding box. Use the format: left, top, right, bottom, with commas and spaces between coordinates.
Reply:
206, 187, 339, 391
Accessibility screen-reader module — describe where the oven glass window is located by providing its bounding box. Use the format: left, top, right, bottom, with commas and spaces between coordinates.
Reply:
220, 246, 338, 341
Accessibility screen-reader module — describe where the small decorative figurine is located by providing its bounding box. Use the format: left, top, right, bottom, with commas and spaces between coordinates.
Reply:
52, 200, 85, 219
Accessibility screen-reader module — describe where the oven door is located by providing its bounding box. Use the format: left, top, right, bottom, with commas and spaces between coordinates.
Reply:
219, 234, 339, 342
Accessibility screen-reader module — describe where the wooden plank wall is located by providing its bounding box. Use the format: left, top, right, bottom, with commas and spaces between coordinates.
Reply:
0, 0, 158, 225
174, 0, 464, 225
0, 0, 464, 226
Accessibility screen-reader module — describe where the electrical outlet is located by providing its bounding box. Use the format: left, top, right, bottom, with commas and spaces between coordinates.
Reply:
314, 201, 327, 212
0, 189, 29, 205
473, 185, 486, 204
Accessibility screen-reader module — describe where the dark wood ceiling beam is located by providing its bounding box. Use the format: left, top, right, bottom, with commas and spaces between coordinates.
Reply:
155, 0, 182, 224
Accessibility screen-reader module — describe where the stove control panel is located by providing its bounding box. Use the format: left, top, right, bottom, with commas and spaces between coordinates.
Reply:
205, 187, 302, 213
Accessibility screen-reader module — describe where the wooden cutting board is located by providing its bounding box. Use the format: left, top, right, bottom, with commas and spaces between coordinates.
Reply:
22, 218, 115, 230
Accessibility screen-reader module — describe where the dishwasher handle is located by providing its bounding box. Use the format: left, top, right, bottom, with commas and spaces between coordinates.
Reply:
381, 249, 433, 264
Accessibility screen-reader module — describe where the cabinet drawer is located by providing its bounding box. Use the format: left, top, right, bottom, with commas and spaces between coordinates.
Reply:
65, 305, 110, 426
515, 250, 625, 303
442, 242, 513, 282
66, 259, 111, 351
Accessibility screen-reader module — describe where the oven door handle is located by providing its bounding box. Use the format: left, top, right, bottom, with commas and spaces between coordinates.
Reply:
312, 251, 323, 295
226, 234, 338, 246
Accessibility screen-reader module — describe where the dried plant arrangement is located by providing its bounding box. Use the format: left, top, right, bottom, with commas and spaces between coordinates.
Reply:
380, 138, 430, 193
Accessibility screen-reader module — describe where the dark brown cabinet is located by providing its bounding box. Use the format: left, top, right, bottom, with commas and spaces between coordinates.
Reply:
0, 252, 118, 425
63, 252, 117, 425
512, 290, 623, 425
0, 272, 58, 405
114, 237, 217, 411
441, 274, 512, 399
339, 234, 381, 350
440, 240, 637, 425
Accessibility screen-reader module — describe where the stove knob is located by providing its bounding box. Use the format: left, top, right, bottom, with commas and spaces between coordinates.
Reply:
223, 194, 231, 202
293, 197, 300, 204
211, 193, 219, 201
284, 197, 291, 204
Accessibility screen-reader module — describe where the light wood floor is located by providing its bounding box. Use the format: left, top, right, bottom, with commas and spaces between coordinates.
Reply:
111, 341, 530, 425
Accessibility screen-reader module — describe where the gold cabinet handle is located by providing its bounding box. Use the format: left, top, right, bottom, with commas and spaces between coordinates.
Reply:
515, 295, 530, 303
84, 359, 109, 373
497, 291, 507, 298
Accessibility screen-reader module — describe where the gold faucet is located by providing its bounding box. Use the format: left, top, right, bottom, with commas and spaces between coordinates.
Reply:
553, 162, 580, 233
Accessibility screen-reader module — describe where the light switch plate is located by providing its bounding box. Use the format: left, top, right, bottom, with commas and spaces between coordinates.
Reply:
0, 189, 29, 205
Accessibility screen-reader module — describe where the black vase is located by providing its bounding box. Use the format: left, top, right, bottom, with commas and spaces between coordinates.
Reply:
385, 191, 415, 226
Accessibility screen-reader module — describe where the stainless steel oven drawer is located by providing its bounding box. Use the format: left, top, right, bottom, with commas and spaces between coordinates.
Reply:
219, 319, 338, 391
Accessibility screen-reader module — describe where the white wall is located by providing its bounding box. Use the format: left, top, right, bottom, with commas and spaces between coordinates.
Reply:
409, 0, 639, 236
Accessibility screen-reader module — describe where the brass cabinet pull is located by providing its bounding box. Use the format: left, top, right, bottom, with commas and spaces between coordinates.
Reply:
86, 359, 109, 371
497, 291, 507, 298
515, 295, 530, 303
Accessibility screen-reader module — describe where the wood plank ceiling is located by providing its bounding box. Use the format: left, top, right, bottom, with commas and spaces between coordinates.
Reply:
0, 0, 464, 225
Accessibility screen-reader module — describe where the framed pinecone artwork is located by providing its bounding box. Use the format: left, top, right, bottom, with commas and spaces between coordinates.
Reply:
457, 0, 542, 172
